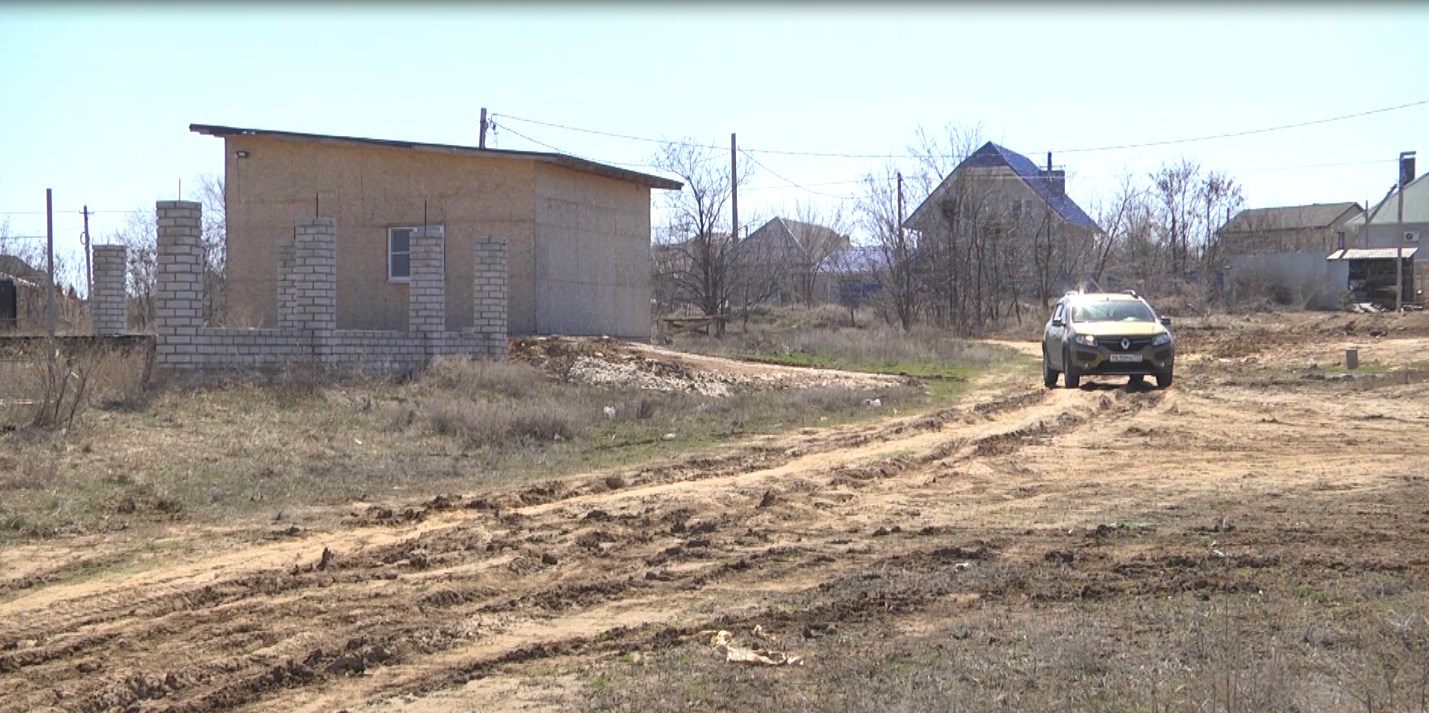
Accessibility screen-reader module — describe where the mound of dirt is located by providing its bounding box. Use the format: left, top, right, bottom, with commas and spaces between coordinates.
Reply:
509, 336, 908, 397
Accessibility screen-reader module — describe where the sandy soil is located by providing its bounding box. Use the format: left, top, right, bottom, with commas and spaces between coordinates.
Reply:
3, 313, 1429, 712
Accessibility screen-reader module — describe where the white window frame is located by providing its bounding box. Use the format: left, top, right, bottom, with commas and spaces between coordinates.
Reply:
387, 225, 443, 283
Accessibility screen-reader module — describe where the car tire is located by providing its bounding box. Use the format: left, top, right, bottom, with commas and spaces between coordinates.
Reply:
1156, 371, 1173, 389
1128, 374, 1145, 387
1063, 347, 1081, 389
1043, 348, 1058, 388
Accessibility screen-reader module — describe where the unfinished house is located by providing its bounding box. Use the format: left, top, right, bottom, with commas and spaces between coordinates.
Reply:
192, 124, 681, 341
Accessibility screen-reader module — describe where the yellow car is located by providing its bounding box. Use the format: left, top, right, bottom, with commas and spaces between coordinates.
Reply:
1042, 291, 1174, 389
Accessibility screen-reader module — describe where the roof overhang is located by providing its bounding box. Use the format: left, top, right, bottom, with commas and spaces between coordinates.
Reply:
190, 123, 683, 191
1327, 247, 1418, 261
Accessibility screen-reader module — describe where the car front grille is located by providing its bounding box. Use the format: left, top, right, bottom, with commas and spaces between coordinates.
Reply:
1103, 336, 1153, 352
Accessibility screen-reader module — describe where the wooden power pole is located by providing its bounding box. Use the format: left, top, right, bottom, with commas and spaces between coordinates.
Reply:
479, 108, 489, 149
82, 205, 92, 298
730, 133, 739, 241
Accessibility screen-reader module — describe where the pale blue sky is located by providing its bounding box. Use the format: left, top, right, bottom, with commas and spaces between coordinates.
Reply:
2, 2, 1427, 283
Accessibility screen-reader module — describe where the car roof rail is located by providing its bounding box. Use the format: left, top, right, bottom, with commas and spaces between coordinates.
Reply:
1122, 289, 1140, 298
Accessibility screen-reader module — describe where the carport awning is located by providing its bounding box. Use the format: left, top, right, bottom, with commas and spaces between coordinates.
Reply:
1327, 248, 1418, 260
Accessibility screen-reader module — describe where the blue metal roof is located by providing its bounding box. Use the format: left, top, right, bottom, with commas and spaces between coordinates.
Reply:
957, 142, 1100, 230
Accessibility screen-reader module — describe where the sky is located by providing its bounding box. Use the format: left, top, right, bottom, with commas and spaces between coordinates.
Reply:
2, 2, 1427, 291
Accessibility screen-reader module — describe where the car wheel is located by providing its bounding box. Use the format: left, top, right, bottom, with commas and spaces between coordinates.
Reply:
1128, 374, 1145, 387
1043, 348, 1059, 388
1063, 347, 1081, 389
1156, 370, 1173, 389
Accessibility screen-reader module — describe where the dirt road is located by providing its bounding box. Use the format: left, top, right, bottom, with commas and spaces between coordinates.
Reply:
4, 324, 1429, 711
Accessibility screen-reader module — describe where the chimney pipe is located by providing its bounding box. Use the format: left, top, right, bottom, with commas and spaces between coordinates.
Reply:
1046, 152, 1052, 171
1401, 151, 1418, 188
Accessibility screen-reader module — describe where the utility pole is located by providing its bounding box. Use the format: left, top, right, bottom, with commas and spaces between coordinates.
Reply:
896, 171, 905, 245
730, 133, 739, 242
45, 190, 57, 396
81, 205, 93, 299
1397, 151, 1416, 312
727, 132, 738, 337
479, 107, 489, 149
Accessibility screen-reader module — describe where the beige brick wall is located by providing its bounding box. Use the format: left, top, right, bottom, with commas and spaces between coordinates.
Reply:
223, 135, 654, 338
531, 162, 652, 338
225, 136, 535, 333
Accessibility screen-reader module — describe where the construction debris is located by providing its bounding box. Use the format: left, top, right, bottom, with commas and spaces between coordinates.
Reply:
698, 628, 804, 666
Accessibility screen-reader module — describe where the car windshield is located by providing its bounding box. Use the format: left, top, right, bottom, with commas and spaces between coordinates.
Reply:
1071, 300, 1155, 323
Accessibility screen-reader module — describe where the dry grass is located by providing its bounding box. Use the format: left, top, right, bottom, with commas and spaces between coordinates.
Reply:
677, 306, 1018, 382
585, 560, 1429, 713
0, 354, 926, 543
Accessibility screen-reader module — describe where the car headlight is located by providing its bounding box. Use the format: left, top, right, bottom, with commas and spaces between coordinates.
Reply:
1152, 332, 1173, 347
1074, 334, 1098, 347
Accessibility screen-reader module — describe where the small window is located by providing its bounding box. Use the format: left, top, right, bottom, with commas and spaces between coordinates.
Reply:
387, 225, 443, 283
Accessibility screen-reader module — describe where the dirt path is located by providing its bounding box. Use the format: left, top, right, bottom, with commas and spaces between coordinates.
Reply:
4, 334, 1429, 712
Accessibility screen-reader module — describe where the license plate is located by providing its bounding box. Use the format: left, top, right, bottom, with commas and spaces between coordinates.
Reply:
1109, 353, 1143, 363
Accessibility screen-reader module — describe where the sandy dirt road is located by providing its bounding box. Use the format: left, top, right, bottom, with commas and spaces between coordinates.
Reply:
3, 323, 1429, 712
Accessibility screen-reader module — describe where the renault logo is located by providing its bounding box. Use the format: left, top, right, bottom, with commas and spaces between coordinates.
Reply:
1121, 338, 1131, 350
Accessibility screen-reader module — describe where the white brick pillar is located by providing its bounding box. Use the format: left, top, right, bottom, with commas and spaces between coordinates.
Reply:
473, 237, 507, 360
408, 227, 446, 343
91, 244, 128, 335
154, 200, 204, 367
275, 240, 300, 332
292, 219, 337, 337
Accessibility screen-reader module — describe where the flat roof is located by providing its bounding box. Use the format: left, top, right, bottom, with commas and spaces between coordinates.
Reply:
1327, 248, 1418, 261
190, 123, 683, 191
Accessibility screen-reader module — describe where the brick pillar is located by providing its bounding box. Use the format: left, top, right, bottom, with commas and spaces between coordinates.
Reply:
408, 227, 446, 343
91, 244, 128, 335
275, 240, 299, 332
154, 200, 204, 366
292, 219, 337, 337
473, 237, 508, 360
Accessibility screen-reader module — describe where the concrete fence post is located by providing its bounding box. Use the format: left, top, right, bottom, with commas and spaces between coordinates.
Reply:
154, 200, 204, 367
473, 237, 508, 360
408, 227, 446, 357
91, 244, 128, 335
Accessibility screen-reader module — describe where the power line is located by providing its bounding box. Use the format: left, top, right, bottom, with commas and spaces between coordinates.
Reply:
496, 98, 1428, 160
739, 149, 853, 199
496, 124, 669, 172
1052, 99, 1429, 154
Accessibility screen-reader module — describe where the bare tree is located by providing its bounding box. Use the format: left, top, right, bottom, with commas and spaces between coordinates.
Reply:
651, 140, 751, 335
110, 210, 157, 330
788, 201, 852, 306
196, 173, 227, 324
1151, 159, 1201, 279
857, 168, 918, 331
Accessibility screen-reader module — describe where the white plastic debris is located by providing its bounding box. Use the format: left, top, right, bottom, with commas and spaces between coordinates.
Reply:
603, 406, 617, 419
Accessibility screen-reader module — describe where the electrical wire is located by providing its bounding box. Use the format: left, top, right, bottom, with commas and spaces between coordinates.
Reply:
738, 149, 852, 199
495, 98, 1428, 160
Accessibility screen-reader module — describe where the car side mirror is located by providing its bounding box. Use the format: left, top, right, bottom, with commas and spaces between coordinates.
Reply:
1160, 316, 1172, 327
1051, 318, 1064, 328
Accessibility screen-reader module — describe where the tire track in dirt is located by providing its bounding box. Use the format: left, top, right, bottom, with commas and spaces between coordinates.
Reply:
1, 381, 1102, 713
11, 355, 1422, 713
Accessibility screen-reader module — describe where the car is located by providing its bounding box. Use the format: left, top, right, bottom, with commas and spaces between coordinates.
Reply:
1042, 291, 1174, 389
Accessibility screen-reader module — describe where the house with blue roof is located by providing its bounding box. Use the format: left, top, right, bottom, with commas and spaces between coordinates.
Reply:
905, 142, 1099, 234
903, 141, 1101, 304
